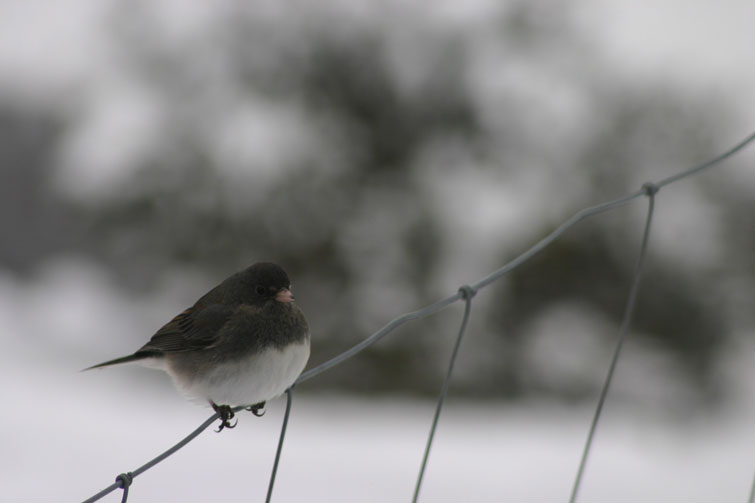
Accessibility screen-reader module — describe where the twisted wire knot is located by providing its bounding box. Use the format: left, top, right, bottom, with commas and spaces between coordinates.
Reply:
641, 182, 659, 197
115, 472, 133, 489
458, 285, 477, 300
115, 472, 134, 503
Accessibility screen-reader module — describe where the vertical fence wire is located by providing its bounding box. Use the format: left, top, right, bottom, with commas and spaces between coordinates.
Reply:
568, 184, 658, 503
412, 285, 476, 503
78, 132, 755, 503
266, 389, 294, 503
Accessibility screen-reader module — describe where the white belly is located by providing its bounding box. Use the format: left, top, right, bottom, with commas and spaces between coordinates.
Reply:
171, 340, 310, 407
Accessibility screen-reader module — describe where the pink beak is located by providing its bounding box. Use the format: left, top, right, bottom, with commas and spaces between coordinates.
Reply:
275, 288, 295, 303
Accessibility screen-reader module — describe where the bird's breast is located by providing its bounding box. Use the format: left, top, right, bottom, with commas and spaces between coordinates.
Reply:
169, 337, 311, 407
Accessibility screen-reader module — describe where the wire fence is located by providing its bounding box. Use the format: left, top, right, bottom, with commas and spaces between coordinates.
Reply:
81, 131, 755, 503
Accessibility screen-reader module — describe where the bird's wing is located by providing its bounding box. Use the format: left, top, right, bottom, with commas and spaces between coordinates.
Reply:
137, 303, 235, 354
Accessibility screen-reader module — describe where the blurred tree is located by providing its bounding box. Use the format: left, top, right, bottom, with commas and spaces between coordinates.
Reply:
0, 105, 80, 275
0, 0, 748, 406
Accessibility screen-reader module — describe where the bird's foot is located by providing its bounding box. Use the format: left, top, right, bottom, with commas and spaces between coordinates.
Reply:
211, 403, 237, 432
246, 401, 266, 417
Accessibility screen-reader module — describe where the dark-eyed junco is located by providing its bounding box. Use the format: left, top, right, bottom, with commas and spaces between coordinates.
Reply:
85, 262, 310, 431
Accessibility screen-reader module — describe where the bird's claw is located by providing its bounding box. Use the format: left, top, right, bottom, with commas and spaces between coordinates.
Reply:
212, 403, 238, 432
246, 402, 266, 417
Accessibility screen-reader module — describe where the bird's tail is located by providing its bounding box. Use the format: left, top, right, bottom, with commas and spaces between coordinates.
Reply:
81, 353, 153, 371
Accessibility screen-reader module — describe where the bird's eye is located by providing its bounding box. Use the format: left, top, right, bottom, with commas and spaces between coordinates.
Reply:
255, 285, 266, 296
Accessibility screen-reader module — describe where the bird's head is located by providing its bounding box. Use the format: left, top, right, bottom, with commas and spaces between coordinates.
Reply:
239, 262, 295, 305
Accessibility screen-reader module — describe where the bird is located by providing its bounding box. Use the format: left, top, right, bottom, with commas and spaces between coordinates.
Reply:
85, 262, 310, 431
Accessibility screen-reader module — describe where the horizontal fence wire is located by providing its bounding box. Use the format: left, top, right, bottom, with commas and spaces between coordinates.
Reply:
80, 131, 755, 503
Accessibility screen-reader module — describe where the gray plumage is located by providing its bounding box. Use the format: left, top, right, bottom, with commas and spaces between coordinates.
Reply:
85, 262, 310, 415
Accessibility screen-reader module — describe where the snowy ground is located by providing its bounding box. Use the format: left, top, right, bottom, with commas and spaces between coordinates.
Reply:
1, 359, 753, 502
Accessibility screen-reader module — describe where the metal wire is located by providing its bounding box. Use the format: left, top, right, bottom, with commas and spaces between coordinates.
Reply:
115, 473, 132, 503
297, 294, 462, 383
568, 183, 657, 503
266, 389, 293, 503
295, 193, 643, 388
80, 131, 755, 503
654, 131, 755, 188
412, 285, 476, 502
80, 413, 221, 503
